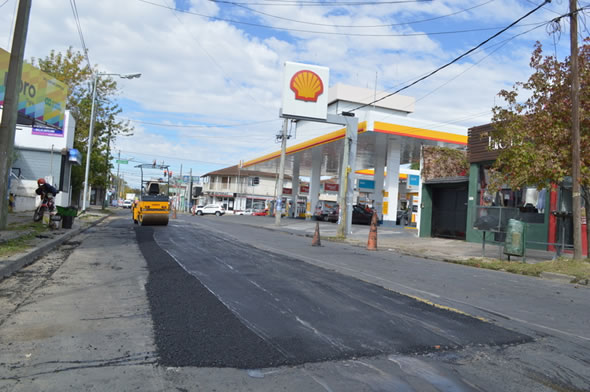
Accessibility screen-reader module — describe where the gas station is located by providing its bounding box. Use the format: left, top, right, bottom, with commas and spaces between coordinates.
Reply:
242, 63, 468, 236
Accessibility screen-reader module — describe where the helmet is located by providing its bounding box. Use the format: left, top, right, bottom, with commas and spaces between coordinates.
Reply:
37, 178, 46, 186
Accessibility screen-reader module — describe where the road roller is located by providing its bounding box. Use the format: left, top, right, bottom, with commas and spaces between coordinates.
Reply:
132, 163, 170, 226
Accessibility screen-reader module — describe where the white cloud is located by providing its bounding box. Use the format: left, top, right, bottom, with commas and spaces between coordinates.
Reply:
0, 0, 575, 174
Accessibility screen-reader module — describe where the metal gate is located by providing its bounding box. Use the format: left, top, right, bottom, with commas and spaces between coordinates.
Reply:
431, 184, 468, 240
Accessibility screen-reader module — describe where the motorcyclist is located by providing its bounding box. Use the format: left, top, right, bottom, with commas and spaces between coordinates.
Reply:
35, 178, 58, 202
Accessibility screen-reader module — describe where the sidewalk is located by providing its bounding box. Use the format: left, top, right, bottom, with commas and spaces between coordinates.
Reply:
0, 207, 110, 280
218, 214, 564, 264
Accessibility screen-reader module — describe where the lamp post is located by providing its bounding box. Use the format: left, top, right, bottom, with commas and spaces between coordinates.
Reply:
82, 72, 141, 211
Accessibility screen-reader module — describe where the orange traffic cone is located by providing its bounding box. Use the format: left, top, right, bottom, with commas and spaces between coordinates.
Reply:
312, 221, 321, 246
367, 212, 378, 251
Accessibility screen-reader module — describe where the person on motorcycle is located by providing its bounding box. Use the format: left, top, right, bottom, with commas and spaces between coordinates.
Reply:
35, 178, 58, 201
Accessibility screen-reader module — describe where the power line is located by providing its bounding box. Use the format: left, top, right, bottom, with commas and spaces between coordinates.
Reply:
136, 0, 543, 37
68, 0, 92, 69
162, 0, 265, 106
347, 0, 553, 112
214, 0, 494, 29
210, 0, 432, 5
119, 117, 280, 128
117, 149, 233, 166
0, 0, 10, 9
404, 21, 551, 109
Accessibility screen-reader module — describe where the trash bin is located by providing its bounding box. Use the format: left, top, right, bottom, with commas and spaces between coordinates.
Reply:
504, 218, 526, 257
56, 206, 78, 229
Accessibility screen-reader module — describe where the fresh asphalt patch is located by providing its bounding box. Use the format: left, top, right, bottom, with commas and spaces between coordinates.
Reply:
136, 226, 285, 368
137, 224, 532, 369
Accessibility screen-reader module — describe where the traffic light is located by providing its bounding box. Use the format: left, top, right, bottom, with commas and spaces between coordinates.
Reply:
192, 186, 202, 198
252, 176, 259, 185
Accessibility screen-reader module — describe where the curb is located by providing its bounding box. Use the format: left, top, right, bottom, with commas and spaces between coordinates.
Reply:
539, 271, 576, 284
0, 215, 110, 281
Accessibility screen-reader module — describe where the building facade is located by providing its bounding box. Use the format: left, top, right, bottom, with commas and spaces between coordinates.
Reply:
199, 166, 292, 213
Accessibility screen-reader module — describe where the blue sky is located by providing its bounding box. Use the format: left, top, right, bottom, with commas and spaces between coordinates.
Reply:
1, 0, 585, 186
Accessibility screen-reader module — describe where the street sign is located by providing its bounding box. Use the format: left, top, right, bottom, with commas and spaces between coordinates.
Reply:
116, 159, 128, 164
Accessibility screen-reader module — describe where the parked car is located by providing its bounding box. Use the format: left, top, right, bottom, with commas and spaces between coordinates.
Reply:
320, 204, 375, 225
195, 204, 225, 216
237, 209, 254, 215
123, 199, 133, 209
252, 209, 267, 216
314, 200, 339, 222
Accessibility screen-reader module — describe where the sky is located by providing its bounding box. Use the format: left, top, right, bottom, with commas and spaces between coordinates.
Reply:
1, 0, 587, 186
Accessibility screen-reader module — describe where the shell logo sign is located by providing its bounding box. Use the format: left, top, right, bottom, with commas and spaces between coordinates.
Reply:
281, 61, 329, 121
290, 70, 324, 102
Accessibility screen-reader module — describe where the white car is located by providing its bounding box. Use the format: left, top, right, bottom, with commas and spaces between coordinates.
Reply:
123, 199, 133, 209
237, 209, 254, 215
195, 204, 225, 216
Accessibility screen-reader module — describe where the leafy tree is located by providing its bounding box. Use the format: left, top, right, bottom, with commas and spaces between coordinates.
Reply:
490, 41, 590, 257
31, 48, 133, 202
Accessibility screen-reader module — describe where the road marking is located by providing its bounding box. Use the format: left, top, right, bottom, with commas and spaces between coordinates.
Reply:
167, 220, 590, 343
255, 246, 590, 342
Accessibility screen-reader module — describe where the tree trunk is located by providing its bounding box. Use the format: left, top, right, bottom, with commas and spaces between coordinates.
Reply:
582, 185, 590, 259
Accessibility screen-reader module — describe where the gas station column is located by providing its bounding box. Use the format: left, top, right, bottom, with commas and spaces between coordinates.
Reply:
383, 138, 401, 225
291, 154, 300, 217
373, 133, 387, 220
306, 146, 323, 219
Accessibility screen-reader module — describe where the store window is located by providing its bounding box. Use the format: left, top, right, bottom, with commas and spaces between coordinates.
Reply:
477, 166, 546, 224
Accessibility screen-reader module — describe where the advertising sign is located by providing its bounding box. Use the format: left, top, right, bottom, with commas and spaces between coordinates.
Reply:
1, 48, 68, 129
407, 174, 420, 191
281, 61, 329, 121
299, 185, 309, 194
32, 125, 63, 137
324, 183, 339, 192
282, 187, 292, 195
358, 179, 375, 190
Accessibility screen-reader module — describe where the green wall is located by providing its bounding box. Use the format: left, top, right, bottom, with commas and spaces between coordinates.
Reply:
419, 185, 433, 238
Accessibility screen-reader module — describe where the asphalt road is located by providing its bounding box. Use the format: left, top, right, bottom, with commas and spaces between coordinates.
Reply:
1, 213, 588, 391
137, 218, 530, 370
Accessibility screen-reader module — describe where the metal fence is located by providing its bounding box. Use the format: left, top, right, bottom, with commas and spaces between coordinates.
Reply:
472, 206, 573, 260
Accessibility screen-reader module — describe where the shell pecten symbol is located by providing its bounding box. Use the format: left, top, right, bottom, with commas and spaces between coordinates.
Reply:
290, 70, 324, 102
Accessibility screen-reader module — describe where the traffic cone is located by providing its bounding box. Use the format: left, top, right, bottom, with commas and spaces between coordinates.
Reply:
312, 221, 321, 246
367, 212, 378, 251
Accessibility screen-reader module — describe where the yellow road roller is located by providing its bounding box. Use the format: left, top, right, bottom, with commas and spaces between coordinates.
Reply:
132, 163, 170, 226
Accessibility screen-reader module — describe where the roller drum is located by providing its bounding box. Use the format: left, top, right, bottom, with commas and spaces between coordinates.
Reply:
140, 213, 169, 226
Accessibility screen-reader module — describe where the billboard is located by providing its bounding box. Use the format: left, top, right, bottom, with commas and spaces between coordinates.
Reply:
0, 48, 68, 129
281, 61, 329, 121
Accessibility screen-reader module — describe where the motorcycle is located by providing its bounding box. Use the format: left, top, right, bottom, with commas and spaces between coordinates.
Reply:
33, 194, 58, 226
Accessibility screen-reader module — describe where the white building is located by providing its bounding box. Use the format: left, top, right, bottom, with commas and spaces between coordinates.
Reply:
7, 110, 81, 211
199, 165, 292, 213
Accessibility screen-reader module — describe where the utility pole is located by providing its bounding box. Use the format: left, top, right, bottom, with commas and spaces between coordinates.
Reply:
0, 0, 32, 229
102, 128, 111, 209
275, 119, 288, 225
115, 150, 121, 199
570, 0, 582, 259
177, 164, 183, 211
188, 168, 192, 213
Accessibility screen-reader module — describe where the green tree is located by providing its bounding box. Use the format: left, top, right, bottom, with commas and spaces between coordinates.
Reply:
31, 48, 133, 201
490, 41, 590, 257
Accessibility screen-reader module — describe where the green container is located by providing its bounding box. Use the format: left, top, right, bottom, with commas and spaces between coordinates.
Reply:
504, 219, 526, 257
56, 206, 78, 217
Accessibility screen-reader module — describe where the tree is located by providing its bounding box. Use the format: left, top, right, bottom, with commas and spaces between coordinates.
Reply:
31, 48, 133, 202
490, 41, 590, 258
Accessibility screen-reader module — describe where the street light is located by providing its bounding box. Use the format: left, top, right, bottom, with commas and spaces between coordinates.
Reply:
82, 72, 141, 211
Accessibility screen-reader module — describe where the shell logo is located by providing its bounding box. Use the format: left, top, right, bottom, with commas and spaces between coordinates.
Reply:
290, 70, 324, 102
